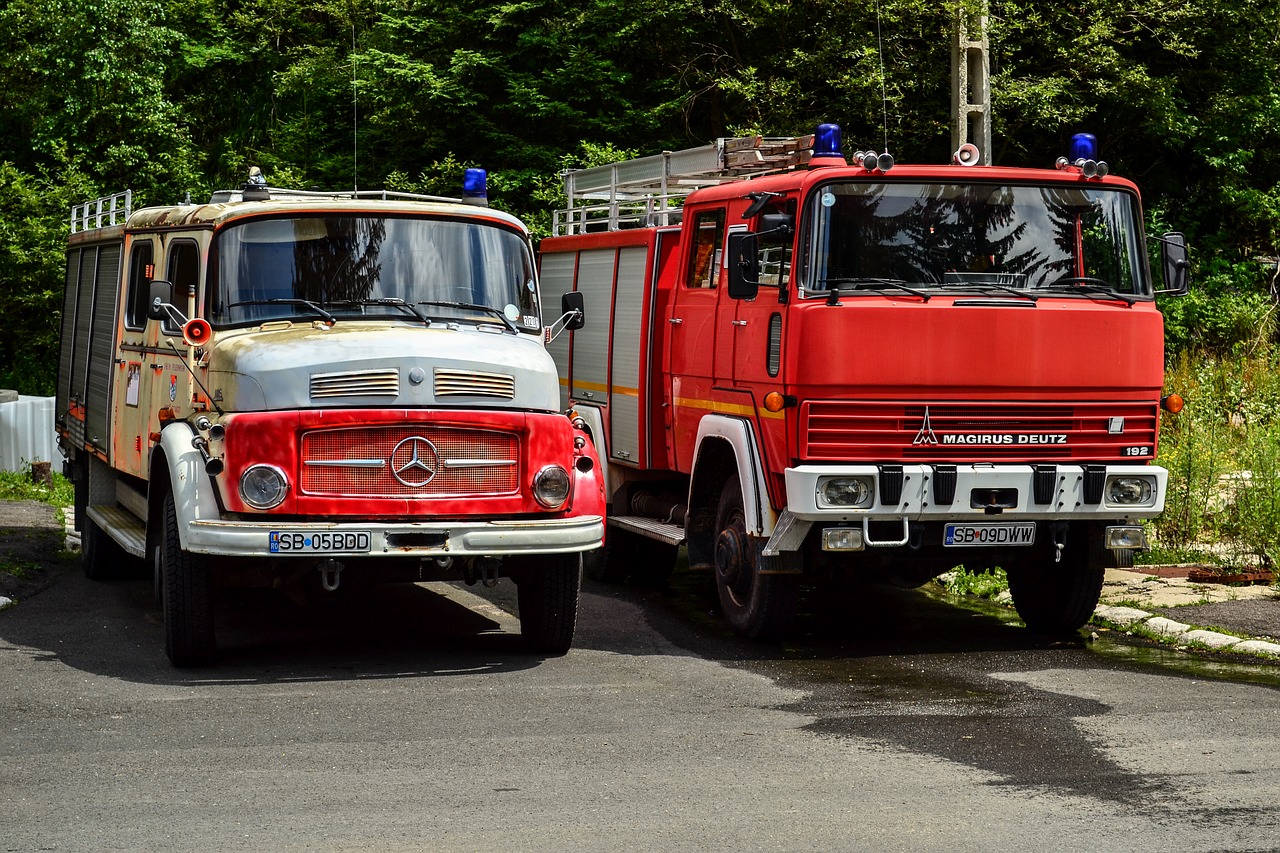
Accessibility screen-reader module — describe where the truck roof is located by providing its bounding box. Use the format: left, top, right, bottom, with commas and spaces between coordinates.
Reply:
70, 188, 529, 241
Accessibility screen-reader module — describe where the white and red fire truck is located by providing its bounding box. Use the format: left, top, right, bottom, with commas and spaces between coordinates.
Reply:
57, 172, 604, 665
539, 124, 1188, 640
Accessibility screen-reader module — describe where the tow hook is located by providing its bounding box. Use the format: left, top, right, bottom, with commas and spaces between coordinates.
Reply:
1051, 525, 1067, 564
465, 556, 502, 588
317, 559, 343, 591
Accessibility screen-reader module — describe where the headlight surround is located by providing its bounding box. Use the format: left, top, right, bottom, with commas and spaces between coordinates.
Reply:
240, 464, 289, 510
533, 465, 572, 509
1105, 475, 1156, 507
817, 476, 875, 509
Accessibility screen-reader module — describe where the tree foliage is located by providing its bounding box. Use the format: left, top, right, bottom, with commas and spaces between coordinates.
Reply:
1, 0, 1279, 394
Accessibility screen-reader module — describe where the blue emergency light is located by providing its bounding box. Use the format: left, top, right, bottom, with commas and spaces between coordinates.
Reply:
463, 168, 488, 206
1070, 133, 1098, 162
813, 123, 844, 161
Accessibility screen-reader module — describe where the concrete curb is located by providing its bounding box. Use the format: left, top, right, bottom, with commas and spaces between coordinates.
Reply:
1093, 603, 1280, 659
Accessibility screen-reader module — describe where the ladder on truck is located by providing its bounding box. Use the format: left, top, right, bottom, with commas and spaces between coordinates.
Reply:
553, 134, 813, 236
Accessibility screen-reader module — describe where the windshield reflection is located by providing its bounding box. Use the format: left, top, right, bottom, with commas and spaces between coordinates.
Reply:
800, 182, 1148, 296
208, 215, 539, 329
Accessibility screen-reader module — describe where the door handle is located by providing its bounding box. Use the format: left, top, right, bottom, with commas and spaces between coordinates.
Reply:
668, 317, 684, 325
731, 319, 748, 326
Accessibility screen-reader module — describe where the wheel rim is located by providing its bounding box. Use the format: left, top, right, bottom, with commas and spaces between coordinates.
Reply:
714, 507, 754, 608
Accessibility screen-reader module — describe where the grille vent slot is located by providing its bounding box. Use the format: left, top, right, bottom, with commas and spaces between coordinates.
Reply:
311, 369, 400, 398
435, 368, 515, 400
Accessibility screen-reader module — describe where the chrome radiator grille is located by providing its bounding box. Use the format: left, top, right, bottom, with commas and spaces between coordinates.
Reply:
300, 425, 519, 497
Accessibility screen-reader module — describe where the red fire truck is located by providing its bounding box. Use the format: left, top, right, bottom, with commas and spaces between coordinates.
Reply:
539, 124, 1188, 640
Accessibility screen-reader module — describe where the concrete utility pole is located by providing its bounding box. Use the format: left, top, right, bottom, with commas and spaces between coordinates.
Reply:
951, 1, 992, 164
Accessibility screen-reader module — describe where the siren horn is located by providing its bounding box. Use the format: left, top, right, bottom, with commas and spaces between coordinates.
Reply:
953, 143, 980, 166
183, 318, 212, 347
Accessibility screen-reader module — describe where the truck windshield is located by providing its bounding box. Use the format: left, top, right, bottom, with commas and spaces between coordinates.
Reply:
801, 181, 1149, 298
208, 215, 540, 329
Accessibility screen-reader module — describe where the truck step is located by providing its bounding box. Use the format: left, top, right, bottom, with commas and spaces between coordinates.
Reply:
610, 515, 684, 546
86, 504, 147, 559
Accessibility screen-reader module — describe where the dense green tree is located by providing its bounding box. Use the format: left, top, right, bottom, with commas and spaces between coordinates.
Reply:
1, 0, 1279, 394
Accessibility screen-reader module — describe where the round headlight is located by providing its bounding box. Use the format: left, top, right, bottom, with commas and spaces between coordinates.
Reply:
819, 477, 873, 508
1107, 476, 1153, 505
240, 464, 288, 510
533, 465, 572, 509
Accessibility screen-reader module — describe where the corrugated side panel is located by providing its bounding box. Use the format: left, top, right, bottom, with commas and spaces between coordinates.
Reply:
539, 252, 576, 411
85, 245, 121, 450
609, 246, 647, 465
56, 251, 81, 418
0, 396, 56, 471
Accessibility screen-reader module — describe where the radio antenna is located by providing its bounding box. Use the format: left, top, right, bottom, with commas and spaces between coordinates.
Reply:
352, 24, 359, 193
875, 0, 889, 152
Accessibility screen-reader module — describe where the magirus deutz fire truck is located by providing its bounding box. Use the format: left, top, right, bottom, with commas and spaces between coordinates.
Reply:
539, 124, 1188, 640
57, 171, 603, 665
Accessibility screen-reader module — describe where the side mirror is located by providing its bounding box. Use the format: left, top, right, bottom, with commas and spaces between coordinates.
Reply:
1157, 232, 1190, 296
561, 290, 585, 330
726, 233, 759, 300
148, 279, 174, 320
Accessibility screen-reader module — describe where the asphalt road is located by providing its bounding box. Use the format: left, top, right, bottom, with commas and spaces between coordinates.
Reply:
2, 556, 1280, 852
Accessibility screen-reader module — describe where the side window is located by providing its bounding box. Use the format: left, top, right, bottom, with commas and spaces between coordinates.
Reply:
124, 241, 155, 331
685, 209, 725, 289
755, 199, 796, 288
164, 240, 201, 335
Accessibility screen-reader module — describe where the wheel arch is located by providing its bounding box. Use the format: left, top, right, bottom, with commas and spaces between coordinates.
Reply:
150, 422, 222, 552
685, 415, 775, 570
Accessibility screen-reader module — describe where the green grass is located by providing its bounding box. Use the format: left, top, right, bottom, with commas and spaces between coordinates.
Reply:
0, 469, 74, 507
938, 566, 1009, 599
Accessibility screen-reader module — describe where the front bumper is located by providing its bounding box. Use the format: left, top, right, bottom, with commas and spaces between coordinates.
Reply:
184, 514, 604, 558
764, 463, 1165, 555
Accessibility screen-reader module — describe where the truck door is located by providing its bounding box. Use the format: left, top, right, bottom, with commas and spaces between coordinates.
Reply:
668, 207, 724, 468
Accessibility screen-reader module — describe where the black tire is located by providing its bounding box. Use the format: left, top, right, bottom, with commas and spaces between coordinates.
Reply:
160, 490, 216, 666
82, 516, 125, 581
1007, 523, 1106, 633
516, 553, 582, 654
585, 529, 676, 586
712, 476, 799, 641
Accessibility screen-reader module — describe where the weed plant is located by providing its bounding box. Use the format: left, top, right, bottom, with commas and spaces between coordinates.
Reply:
1154, 351, 1280, 571
0, 469, 73, 507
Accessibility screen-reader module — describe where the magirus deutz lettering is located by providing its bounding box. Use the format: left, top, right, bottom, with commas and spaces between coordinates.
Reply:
540, 122, 1189, 641
939, 434, 1069, 445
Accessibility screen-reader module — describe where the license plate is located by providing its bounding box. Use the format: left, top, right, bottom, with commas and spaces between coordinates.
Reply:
944, 523, 1036, 547
269, 531, 372, 554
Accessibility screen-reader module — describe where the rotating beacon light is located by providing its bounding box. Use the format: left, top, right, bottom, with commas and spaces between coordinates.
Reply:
810, 123, 847, 167
462, 168, 489, 206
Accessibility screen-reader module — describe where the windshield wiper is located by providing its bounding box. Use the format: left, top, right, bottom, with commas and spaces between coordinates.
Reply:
820, 277, 931, 303
1041, 276, 1136, 306
230, 298, 337, 325
946, 282, 1039, 303
330, 297, 432, 326
415, 300, 519, 333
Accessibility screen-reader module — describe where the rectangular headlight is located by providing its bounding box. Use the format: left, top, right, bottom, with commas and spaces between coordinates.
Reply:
817, 476, 875, 509
1105, 475, 1156, 507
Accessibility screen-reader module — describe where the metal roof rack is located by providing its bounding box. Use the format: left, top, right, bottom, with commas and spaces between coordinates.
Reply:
207, 187, 463, 204
69, 190, 132, 234
553, 134, 813, 236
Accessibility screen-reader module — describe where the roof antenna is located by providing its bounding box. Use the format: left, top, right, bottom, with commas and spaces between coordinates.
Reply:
875, 0, 890, 155
352, 23, 359, 194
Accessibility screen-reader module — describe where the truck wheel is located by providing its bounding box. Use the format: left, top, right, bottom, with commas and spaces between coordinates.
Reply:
713, 476, 798, 641
160, 490, 216, 666
516, 553, 582, 654
1007, 524, 1105, 634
